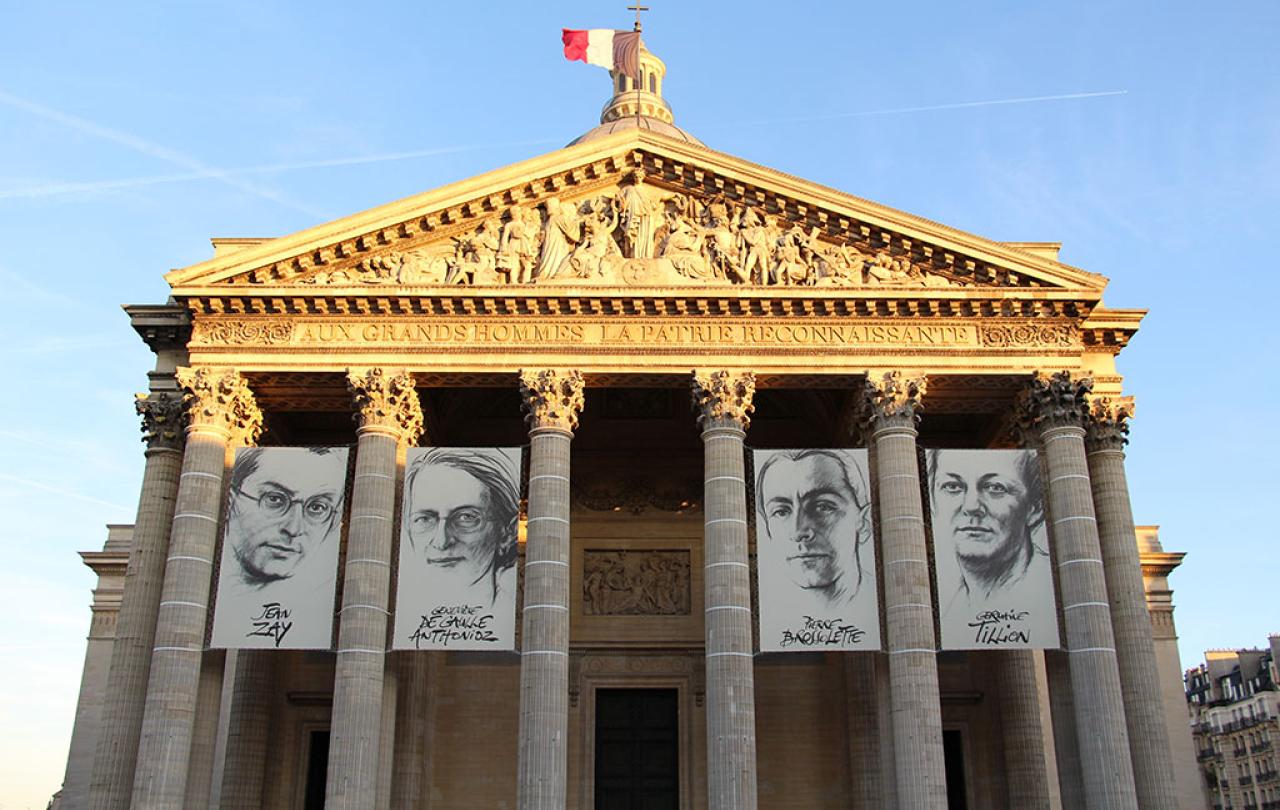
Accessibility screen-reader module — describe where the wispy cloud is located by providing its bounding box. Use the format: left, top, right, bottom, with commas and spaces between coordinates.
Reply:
0, 88, 331, 218
716, 90, 1129, 127
0, 138, 562, 201
0, 472, 129, 512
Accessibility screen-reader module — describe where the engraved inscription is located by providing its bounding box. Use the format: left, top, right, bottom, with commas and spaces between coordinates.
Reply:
583, 550, 691, 616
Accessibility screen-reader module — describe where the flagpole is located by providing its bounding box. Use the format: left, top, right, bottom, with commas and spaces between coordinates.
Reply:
629, 3, 647, 129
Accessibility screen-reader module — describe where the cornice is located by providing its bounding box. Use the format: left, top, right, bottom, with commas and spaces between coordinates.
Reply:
1140, 551, 1186, 578
1081, 307, 1145, 354
165, 129, 1108, 295
125, 303, 191, 352
177, 286, 1100, 319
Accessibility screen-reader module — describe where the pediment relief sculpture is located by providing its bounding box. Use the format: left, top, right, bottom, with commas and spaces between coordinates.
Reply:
296, 176, 959, 290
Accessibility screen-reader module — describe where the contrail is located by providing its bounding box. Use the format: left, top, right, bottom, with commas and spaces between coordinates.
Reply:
0, 138, 562, 200
717, 90, 1128, 127
0, 88, 331, 218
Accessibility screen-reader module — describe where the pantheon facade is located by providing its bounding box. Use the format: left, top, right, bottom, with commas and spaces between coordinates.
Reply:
56, 47, 1201, 810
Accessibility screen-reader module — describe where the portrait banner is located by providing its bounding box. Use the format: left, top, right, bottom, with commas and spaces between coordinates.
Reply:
925, 448, 1061, 650
753, 448, 881, 652
210, 446, 350, 649
392, 447, 523, 651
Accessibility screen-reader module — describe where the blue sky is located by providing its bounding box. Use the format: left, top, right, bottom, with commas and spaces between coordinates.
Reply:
1, 1, 1277, 806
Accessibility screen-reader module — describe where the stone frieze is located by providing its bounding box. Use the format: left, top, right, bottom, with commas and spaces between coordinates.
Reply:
189, 316, 1080, 352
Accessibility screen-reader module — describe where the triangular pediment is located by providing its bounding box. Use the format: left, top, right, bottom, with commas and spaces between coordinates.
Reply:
166, 129, 1107, 295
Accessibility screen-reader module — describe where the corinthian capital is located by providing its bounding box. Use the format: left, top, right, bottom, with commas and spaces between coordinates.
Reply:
135, 392, 187, 451
691, 370, 756, 430
1085, 395, 1135, 451
519, 369, 586, 432
175, 367, 263, 446
346, 368, 424, 443
858, 371, 927, 433
1016, 370, 1093, 436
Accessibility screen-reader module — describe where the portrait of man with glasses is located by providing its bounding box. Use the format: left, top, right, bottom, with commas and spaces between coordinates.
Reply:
211, 446, 350, 649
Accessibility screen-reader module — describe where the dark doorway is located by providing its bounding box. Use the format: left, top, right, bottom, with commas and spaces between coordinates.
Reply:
943, 729, 968, 810
594, 688, 679, 810
303, 729, 330, 810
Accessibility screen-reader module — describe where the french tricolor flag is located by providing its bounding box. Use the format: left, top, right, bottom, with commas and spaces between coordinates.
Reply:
562, 29, 640, 79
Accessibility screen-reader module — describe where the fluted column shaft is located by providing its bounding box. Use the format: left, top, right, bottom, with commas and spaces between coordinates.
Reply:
130, 368, 262, 810
993, 651, 1052, 808
326, 368, 423, 810
390, 654, 432, 808
1045, 649, 1085, 808
692, 370, 758, 810
218, 651, 276, 808
1022, 372, 1138, 810
517, 369, 584, 810
860, 372, 946, 809
89, 393, 186, 810
1086, 399, 1177, 809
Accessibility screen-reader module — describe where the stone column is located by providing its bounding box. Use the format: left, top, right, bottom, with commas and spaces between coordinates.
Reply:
326, 368, 423, 810
1045, 649, 1085, 808
1019, 371, 1138, 810
390, 654, 433, 808
844, 653, 886, 807
516, 369, 585, 810
182, 650, 226, 809
993, 650, 1053, 808
217, 651, 276, 808
691, 369, 758, 810
88, 394, 187, 810
858, 372, 947, 809
59, 527, 130, 810
1085, 398, 1178, 809
130, 368, 262, 810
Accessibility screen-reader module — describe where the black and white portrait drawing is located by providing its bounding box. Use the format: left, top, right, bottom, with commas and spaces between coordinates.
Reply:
926, 448, 1060, 649
210, 446, 349, 649
392, 447, 522, 650
753, 449, 881, 651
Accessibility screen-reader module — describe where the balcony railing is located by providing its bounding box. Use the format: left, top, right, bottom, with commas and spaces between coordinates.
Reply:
1241, 773, 1254, 786
1254, 740, 1274, 753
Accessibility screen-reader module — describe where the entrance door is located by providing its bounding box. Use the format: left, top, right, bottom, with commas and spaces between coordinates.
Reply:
594, 688, 679, 810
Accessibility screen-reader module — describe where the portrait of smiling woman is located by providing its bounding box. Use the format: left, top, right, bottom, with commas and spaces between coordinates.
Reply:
392, 447, 523, 650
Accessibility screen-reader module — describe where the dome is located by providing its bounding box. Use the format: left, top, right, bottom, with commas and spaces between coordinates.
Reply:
568, 43, 703, 147
569, 115, 703, 146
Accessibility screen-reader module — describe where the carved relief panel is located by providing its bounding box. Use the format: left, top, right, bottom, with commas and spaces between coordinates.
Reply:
582, 550, 691, 616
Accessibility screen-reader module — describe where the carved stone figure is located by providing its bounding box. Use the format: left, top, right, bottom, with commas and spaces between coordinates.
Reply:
772, 227, 810, 286
814, 242, 867, 286
568, 197, 624, 282
616, 168, 673, 259
657, 196, 713, 280
737, 209, 777, 285
446, 217, 502, 285
496, 204, 541, 284
702, 199, 744, 282
534, 197, 581, 280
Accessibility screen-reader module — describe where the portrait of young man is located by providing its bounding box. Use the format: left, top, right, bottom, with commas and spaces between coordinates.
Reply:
210, 446, 350, 650
926, 448, 1060, 649
392, 447, 523, 651
753, 448, 881, 652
